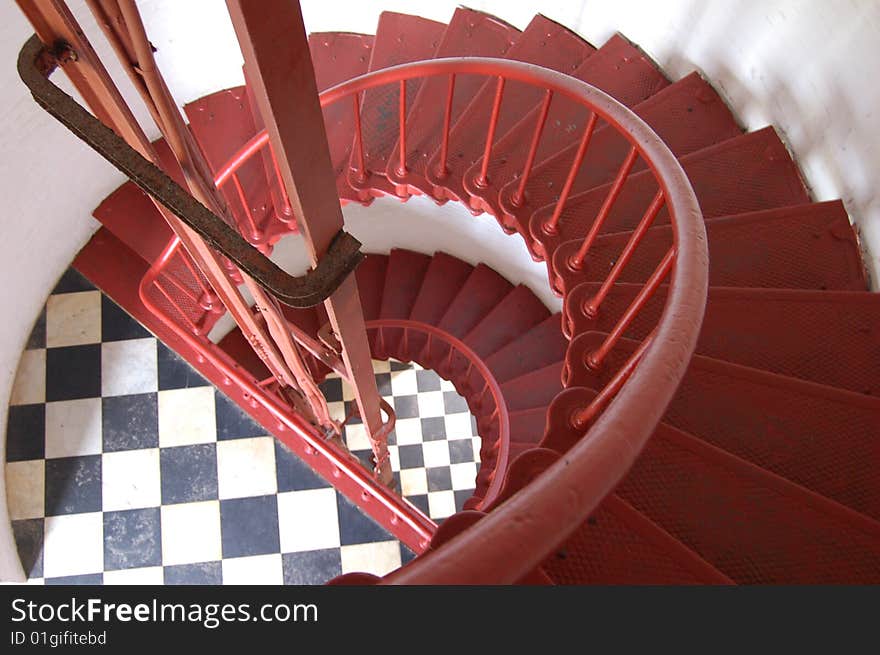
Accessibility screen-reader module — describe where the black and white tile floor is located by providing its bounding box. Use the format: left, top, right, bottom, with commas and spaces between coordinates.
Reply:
5, 268, 480, 585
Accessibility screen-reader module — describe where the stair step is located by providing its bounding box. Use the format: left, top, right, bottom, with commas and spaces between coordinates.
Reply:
566, 332, 880, 521
500, 361, 564, 412
464, 33, 670, 219
348, 11, 446, 199
552, 200, 867, 295
92, 138, 181, 263
307, 32, 375, 202
400, 251, 474, 362
508, 407, 548, 446
566, 284, 880, 394
183, 87, 274, 239
374, 248, 432, 358
532, 127, 811, 261
424, 14, 595, 205
483, 314, 567, 384
384, 7, 520, 197
498, 72, 742, 236
421, 263, 513, 374
355, 253, 389, 324
619, 420, 880, 583
540, 494, 732, 584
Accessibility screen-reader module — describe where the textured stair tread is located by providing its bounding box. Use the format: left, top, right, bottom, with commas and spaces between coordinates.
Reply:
307, 32, 375, 201
93, 137, 181, 263
384, 7, 520, 194
499, 72, 742, 222
401, 252, 475, 361
619, 421, 880, 583
375, 248, 433, 356
541, 494, 731, 584
183, 87, 274, 236
424, 13, 596, 203
463, 285, 550, 358
354, 253, 389, 322
483, 314, 567, 384
500, 361, 564, 412
553, 200, 867, 294
436, 264, 514, 336
532, 127, 811, 258
464, 33, 670, 218
567, 332, 880, 520
508, 407, 549, 445
351, 11, 447, 198
566, 283, 880, 394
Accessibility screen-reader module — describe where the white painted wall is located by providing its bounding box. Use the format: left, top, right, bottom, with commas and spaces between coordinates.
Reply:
1, 0, 878, 580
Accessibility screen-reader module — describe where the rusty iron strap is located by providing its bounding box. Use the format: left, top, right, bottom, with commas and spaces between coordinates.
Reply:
17, 34, 363, 308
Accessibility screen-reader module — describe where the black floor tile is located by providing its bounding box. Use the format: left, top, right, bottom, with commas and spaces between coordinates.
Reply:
219, 495, 280, 558
103, 508, 162, 570
5, 404, 45, 462
275, 441, 330, 492
45, 573, 103, 585
45, 344, 101, 402
416, 369, 441, 392
215, 390, 264, 441
25, 309, 46, 351
102, 393, 159, 452
397, 444, 424, 470
336, 493, 392, 546
160, 444, 218, 505
443, 390, 470, 414
101, 296, 151, 342
448, 439, 476, 464
52, 268, 96, 295
45, 455, 102, 516
164, 561, 222, 585
12, 518, 43, 579
282, 549, 341, 585
420, 416, 446, 441
426, 466, 452, 493
157, 341, 208, 390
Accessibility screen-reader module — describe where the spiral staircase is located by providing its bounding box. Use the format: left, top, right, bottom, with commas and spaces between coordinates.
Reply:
34, 6, 880, 583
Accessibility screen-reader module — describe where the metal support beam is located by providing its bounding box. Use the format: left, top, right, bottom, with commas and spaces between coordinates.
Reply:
226, 0, 392, 485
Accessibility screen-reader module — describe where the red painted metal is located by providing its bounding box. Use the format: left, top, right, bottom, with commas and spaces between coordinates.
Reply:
566, 332, 880, 522
373, 249, 432, 359
426, 14, 595, 204
543, 113, 600, 232
483, 313, 568, 384
464, 34, 669, 221
384, 8, 519, 197
511, 89, 554, 208
498, 72, 741, 221
474, 76, 507, 189
531, 126, 810, 260
551, 200, 867, 296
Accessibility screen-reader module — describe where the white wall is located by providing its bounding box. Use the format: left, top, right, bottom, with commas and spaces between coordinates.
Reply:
1, 0, 878, 580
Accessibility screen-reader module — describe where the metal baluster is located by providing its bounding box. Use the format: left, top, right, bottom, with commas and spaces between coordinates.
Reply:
543, 113, 599, 233
436, 73, 456, 179
474, 76, 507, 189
511, 89, 553, 207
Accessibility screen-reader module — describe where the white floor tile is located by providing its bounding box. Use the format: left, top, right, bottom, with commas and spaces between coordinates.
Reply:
472, 437, 482, 463
427, 490, 456, 520
6, 460, 44, 520
160, 500, 222, 566
422, 440, 451, 468
450, 462, 478, 491
43, 513, 104, 578
101, 338, 158, 397
392, 417, 422, 445
102, 449, 161, 511
340, 541, 401, 577
10, 349, 45, 406
326, 400, 346, 423
372, 359, 391, 374
444, 413, 475, 440
343, 422, 371, 451
399, 468, 428, 496
45, 398, 103, 459
46, 291, 101, 348
158, 387, 217, 447
221, 553, 283, 585
103, 566, 164, 585
389, 368, 418, 396
216, 437, 277, 500
417, 390, 446, 418
277, 488, 340, 553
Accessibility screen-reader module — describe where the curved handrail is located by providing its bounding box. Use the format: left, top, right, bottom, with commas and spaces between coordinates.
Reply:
364, 318, 511, 508
180, 57, 709, 583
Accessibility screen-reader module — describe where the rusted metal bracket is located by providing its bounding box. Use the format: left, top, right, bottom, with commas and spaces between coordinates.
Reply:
17, 33, 363, 308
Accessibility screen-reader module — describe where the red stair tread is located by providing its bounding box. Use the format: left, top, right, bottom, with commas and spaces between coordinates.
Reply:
618, 421, 880, 583
483, 314, 567, 384
498, 72, 742, 227
92, 137, 181, 263
355, 253, 389, 322
532, 127, 811, 260
508, 407, 549, 446
374, 248, 432, 358
384, 7, 520, 196
464, 33, 670, 219
350, 12, 448, 198
541, 494, 731, 584
400, 251, 474, 362
424, 14, 596, 204
552, 200, 867, 294
307, 32, 375, 202
566, 283, 880, 395
566, 332, 880, 521
500, 361, 564, 412
183, 87, 275, 240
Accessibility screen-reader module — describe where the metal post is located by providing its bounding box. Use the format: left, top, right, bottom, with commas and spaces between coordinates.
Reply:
226, 0, 392, 485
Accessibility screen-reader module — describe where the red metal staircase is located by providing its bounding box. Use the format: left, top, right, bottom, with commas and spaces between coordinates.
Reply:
43, 6, 880, 583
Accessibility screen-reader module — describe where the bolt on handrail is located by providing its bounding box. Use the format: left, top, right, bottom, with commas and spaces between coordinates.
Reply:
157, 57, 707, 582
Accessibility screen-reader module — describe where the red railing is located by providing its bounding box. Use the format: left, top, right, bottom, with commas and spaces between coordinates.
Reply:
142, 58, 707, 583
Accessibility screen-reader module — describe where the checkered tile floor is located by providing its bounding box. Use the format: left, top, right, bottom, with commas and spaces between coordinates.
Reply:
5, 268, 480, 585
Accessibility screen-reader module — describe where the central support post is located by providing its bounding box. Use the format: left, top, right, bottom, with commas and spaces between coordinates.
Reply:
226, 0, 392, 485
